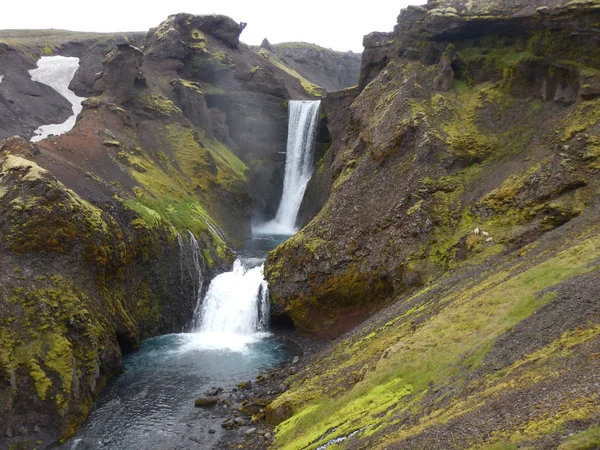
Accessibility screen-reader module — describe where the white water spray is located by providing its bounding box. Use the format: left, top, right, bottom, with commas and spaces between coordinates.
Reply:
29, 56, 86, 142
254, 100, 321, 235
181, 258, 270, 352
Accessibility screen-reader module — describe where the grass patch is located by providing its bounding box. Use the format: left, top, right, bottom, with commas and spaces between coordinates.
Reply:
558, 425, 600, 450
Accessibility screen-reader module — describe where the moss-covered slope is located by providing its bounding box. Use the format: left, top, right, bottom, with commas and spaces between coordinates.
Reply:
265, 0, 600, 447
257, 40, 362, 93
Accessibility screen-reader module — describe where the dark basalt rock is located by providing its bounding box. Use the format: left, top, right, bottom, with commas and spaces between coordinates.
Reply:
95, 44, 144, 103
260, 38, 274, 52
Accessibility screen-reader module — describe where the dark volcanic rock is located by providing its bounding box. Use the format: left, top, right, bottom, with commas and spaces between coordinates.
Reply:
59, 33, 145, 97
95, 44, 144, 103
195, 397, 219, 407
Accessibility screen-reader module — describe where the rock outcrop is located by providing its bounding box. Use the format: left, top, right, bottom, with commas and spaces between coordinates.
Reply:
265, 1, 600, 446
262, 41, 362, 92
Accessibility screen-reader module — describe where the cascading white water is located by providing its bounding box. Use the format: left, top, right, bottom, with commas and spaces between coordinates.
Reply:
197, 260, 269, 335
254, 100, 321, 235
181, 257, 270, 352
29, 56, 86, 142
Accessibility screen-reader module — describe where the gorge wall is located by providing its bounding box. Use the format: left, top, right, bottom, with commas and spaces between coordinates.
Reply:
0, 14, 339, 448
265, 0, 600, 448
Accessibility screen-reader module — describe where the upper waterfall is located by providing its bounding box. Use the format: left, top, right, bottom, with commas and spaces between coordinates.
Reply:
255, 100, 321, 235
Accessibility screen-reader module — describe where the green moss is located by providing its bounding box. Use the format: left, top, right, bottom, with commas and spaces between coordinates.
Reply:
178, 79, 203, 94
138, 93, 182, 117
189, 29, 207, 50
28, 360, 52, 400
272, 234, 600, 449
558, 426, 600, 450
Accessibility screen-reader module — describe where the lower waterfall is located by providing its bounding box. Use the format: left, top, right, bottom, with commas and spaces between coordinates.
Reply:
184, 258, 270, 352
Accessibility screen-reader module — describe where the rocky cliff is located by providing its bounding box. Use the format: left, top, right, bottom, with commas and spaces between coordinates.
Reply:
265, 0, 600, 447
0, 13, 339, 448
258, 40, 362, 92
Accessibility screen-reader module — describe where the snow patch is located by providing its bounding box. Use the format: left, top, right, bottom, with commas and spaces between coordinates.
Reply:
29, 56, 86, 142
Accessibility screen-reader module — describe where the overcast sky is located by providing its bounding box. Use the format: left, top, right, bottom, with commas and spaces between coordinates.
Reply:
1, 0, 427, 52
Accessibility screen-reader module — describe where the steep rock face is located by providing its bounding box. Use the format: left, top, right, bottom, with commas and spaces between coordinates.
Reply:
267, 0, 600, 337
0, 138, 217, 449
263, 41, 362, 92
265, 1, 600, 447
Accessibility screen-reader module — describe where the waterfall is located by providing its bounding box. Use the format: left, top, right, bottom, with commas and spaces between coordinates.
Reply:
177, 231, 205, 328
179, 257, 269, 352
255, 100, 321, 235
29, 56, 86, 142
196, 260, 269, 334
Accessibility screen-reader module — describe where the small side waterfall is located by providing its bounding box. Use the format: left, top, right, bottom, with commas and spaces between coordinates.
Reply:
177, 231, 205, 328
255, 100, 321, 235
29, 56, 86, 142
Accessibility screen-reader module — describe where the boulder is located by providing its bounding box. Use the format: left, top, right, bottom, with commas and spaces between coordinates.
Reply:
194, 397, 219, 408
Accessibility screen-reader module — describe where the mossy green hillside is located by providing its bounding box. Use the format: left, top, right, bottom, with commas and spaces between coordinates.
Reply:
115, 119, 249, 249
0, 144, 205, 442
270, 230, 600, 449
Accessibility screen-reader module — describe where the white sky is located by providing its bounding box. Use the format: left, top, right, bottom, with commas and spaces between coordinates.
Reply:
1, 1, 427, 53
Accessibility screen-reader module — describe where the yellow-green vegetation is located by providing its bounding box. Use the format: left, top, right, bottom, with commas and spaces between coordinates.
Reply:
256, 48, 325, 97
189, 28, 207, 51
138, 93, 183, 117
271, 232, 600, 449
557, 426, 600, 450
117, 120, 248, 247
